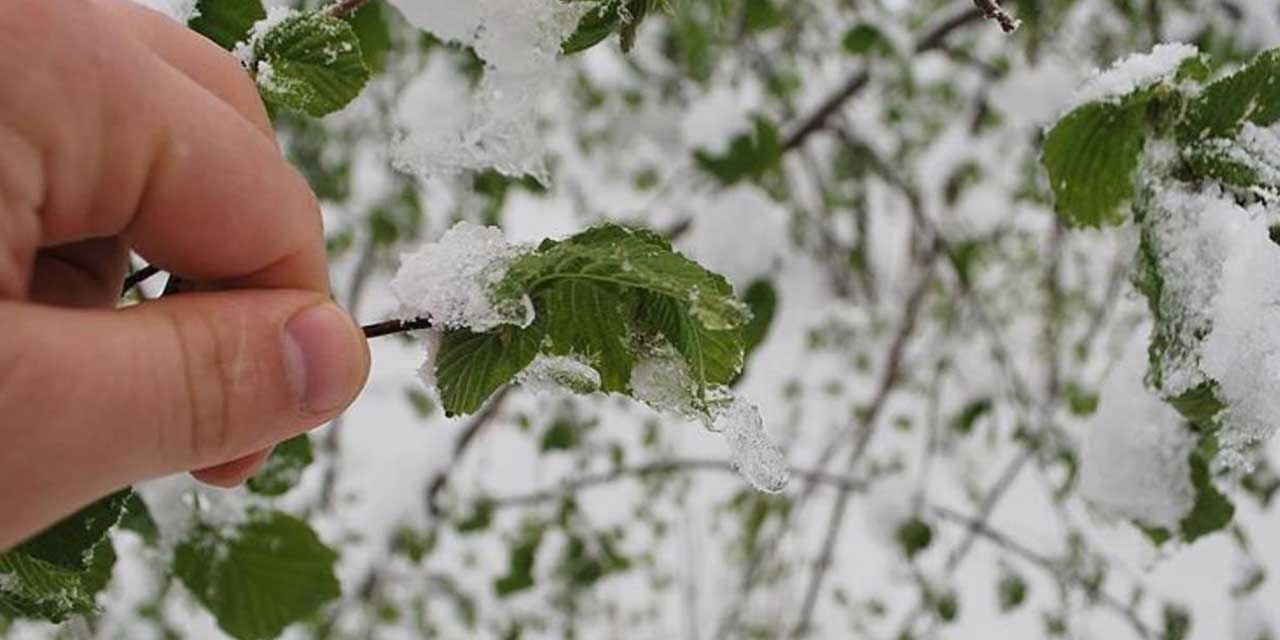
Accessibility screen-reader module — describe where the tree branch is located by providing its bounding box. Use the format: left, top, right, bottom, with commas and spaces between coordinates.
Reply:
325, 0, 374, 19
782, 7, 983, 152
484, 459, 868, 510
971, 0, 1021, 33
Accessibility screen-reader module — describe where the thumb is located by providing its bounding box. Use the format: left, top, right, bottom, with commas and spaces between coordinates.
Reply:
0, 291, 369, 546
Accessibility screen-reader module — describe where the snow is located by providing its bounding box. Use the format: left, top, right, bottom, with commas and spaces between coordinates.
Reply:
1200, 202, 1280, 467
517, 355, 603, 395
1205, 122, 1280, 190
1065, 43, 1198, 113
1142, 182, 1238, 396
1080, 331, 1197, 531
385, 0, 583, 178
128, 0, 200, 23
390, 222, 533, 332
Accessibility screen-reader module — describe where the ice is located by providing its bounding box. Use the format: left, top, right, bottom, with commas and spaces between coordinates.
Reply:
390, 222, 533, 332
517, 355, 603, 395
713, 397, 790, 493
1065, 43, 1198, 113
129, 0, 200, 22
628, 349, 704, 419
385, 0, 584, 178
1080, 331, 1197, 531
630, 350, 790, 492
1200, 203, 1280, 466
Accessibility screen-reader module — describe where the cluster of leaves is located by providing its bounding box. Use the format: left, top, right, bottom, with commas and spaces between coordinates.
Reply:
1041, 46, 1280, 542
434, 224, 765, 417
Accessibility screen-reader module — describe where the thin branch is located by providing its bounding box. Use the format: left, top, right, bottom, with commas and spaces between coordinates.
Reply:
121, 264, 161, 296
789, 266, 934, 638
325, 0, 374, 19
929, 504, 1154, 639
362, 317, 434, 339
782, 7, 982, 152
424, 387, 512, 515
971, 0, 1021, 34
484, 459, 867, 510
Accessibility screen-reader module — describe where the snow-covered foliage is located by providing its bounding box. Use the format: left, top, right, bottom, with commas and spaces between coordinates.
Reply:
389, 222, 531, 331
384, 0, 582, 178
1080, 333, 1196, 530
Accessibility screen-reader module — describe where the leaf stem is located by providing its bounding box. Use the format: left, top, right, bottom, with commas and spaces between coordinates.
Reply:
971, 0, 1020, 33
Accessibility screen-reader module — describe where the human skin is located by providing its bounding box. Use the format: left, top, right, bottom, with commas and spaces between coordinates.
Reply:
0, 0, 371, 549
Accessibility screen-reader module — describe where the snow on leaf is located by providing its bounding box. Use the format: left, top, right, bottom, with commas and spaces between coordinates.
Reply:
385, 0, 584, 177
391, 222, 533, 332
1080, 333, 1197, 531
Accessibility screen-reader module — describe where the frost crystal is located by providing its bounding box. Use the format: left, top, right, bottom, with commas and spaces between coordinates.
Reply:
713, 397, 791, 494
1201, 207, 1280, 466
385, 0, 584, 178
390, 222, 532, 332
1080, 333, 1196, 530
517, 355, 603, 395
1066, 43, 1198, 113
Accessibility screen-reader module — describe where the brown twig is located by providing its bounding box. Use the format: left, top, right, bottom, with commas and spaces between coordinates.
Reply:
972, 0, 1021, 33
325, 0, 374, 19
361, 317, 434, 338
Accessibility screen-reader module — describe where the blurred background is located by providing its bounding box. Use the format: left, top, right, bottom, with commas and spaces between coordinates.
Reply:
9, 0, 1280, 638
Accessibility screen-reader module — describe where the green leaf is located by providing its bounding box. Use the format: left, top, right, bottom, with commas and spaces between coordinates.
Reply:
189, 0, 266, 51
1183, 143, 1269, 190
950, 398, 992, 436
174, 511, 340, 640
1179, 435, 1235, 542
563, 0, 653, 54
246, 434, 314, 497
1179, 49, 1280, 141
119, 493, 160, 546
344, 2, 391, 73
740, 279, 777, 362
1042, 99, 1148, 228
0, 537, 115, 622
250, 11, 371, 117
742, 0, 785, 32
997, 572, 1028, 612
636, 293, 742, 392
1163, 604, 1192, 640
842, 23, 894, 57
435, 322, 546, 417
1167, 382, 1225, 429
494, 525, 544, 597
895, 518, 932, 560
499, 225, 749, 332
537, 280, 634, 392
694, 116, 783, 185
17, 489, 130, 572
541, 418, 582, 452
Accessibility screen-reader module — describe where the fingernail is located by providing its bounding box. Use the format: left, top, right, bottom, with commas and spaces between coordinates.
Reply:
283, 303, 366, 413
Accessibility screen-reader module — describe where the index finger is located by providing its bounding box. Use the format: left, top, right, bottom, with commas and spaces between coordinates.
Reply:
0, 0, 329, 293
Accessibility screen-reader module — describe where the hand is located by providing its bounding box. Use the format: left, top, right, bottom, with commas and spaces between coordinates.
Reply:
0, 0, 370, 549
